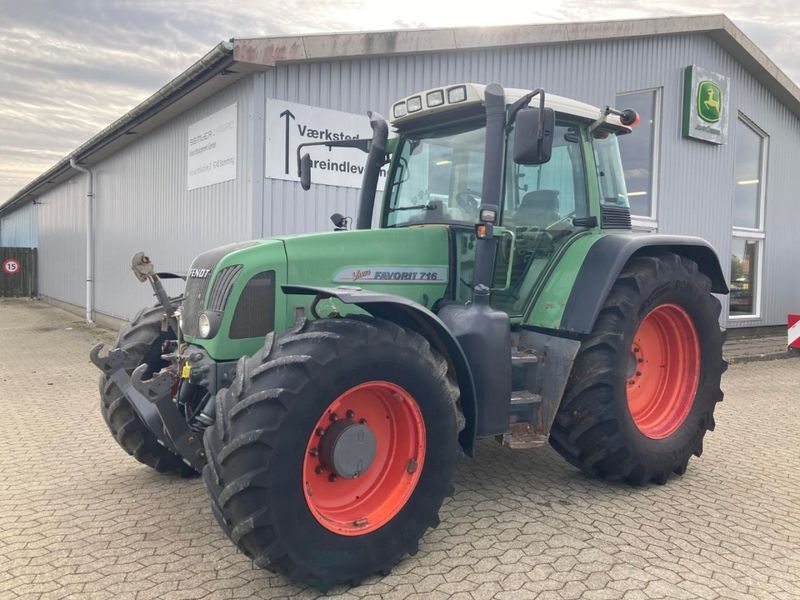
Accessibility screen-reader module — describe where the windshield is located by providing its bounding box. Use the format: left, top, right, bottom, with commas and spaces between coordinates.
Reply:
592, 132, 629, 207
385, 123, 485, 227
385, 119, 591, 228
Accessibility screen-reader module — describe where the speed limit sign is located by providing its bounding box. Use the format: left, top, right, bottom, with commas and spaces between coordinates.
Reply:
2, 259, 20, 275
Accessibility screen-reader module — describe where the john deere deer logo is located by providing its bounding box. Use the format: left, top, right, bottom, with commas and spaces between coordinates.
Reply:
697, 80, 722, 123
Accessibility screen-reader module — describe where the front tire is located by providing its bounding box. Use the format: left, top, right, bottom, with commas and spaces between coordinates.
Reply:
549, 252, 726, 485
203, 316, 461, 589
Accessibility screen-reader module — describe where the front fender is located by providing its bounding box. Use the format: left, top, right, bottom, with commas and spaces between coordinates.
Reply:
283, 285, 478, 456
560, 233, 729, 335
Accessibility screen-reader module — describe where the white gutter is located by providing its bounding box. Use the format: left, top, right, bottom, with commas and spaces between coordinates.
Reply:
69, 158, 94, 324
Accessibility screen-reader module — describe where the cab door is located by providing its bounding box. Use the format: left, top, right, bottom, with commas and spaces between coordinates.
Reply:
492, 120, 590, 316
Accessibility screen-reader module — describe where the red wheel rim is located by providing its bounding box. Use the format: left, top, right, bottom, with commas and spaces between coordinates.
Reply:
626, 304, 701, 439
302, 381, 426, 536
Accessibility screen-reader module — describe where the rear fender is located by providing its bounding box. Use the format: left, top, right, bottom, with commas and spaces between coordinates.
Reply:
561, 234, 729, 335
283, 285, 478, 456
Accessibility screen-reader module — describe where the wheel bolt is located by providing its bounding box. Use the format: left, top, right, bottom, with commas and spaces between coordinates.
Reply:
316, 427, 325, 437
628, 380, 635, 386
328, 473, 337, 482
329, 412, 338, 422
315, 465, 324, 474
309, 448, 319, 457
346, 410, 355, 419
638, 358, 644, 363
635, 371, 642, 377
359, 418, 367, 425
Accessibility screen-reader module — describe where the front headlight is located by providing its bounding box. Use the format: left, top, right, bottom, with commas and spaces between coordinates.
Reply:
198, 313, 211, 338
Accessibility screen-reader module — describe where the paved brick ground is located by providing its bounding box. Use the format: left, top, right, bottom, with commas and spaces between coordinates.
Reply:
1, 298, 799, 600
724, 333, 793, 364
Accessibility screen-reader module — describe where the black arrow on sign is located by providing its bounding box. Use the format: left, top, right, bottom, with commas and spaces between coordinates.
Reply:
280, 109, 295, 175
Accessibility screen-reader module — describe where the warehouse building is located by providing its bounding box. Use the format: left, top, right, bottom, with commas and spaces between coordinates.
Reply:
1, 14, 798, 328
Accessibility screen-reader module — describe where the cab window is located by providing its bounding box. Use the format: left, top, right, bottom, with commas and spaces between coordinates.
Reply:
503, 122, 587, 229
592, 132, 629, 207
493, 120, 588, 315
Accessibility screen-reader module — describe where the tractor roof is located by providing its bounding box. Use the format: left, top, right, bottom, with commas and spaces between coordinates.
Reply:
390, 83, 628, 132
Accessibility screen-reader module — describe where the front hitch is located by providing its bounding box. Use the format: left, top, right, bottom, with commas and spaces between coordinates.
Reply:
89, 342, 126, 374
131, 364, 207, 472
91, 342, 206, 471
90, 342, 181, 457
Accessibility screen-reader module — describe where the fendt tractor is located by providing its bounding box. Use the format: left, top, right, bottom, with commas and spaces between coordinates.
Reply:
91, 83, 728, 589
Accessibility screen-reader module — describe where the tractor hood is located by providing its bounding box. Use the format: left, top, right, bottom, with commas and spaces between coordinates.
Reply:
182, 225, 452, 360
280, 225, 451, 299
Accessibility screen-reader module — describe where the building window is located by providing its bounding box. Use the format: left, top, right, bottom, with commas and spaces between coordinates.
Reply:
729, 238, 760, 316
730, 114, 767, 319
616, 88, 660, 227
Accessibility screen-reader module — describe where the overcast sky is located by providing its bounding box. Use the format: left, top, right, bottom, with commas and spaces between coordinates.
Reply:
2, 0, 799, 201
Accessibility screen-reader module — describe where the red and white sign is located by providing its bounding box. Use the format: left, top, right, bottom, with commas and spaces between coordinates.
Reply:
2, 259, 19, 275
789, 314, 800, 349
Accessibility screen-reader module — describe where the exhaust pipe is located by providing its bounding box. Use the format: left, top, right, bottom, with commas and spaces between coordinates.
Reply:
355, 111, 389, 230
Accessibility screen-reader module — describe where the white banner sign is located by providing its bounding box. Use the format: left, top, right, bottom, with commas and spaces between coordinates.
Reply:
265, 99, 387, 190
187, 103, 237, 191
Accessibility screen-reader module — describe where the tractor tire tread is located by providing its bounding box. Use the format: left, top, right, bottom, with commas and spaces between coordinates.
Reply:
549, 252, 725, 486
203, 316, 461, 589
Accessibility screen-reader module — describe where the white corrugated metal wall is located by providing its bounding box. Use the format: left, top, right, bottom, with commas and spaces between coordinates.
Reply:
0, 201, 37, 247
259, 33, 800, 327
37, 175, 87, 307
91, 77, 255, 319
35, 77, 255, 320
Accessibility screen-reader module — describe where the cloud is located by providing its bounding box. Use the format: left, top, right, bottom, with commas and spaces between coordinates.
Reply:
2, 0, 799, 201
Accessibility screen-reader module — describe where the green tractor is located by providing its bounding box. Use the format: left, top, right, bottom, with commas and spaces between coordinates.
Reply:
91, 83, 727, 589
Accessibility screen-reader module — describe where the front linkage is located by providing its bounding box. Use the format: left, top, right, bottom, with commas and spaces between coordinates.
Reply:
90, 252, 211, 473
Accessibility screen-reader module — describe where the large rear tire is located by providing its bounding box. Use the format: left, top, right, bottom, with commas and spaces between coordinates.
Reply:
549, 252, 726, 485
99, 304, 190, 474
203, 316, 461, 589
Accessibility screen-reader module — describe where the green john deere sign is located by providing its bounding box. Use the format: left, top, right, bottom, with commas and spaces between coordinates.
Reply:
697, 80, 722, 123
683, 65, 730, 144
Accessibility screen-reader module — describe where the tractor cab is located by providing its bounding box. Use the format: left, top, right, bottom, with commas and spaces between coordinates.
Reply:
380, 84, 635, 312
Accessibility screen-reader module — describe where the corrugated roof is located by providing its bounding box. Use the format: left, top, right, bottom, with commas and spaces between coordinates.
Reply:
3, 13, 798, 216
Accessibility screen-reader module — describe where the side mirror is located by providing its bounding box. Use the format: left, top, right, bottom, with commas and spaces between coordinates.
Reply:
513, 107, 555, 165
300, 153, 312, 190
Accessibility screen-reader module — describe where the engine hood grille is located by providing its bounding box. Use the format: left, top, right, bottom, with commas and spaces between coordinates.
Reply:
182, 241, 258, 337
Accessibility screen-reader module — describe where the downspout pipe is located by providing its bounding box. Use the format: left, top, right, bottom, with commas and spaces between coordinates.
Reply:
70, 158, 94, 324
